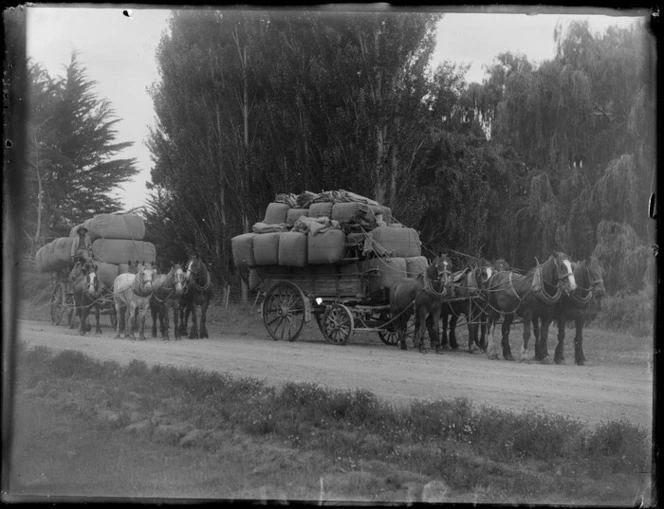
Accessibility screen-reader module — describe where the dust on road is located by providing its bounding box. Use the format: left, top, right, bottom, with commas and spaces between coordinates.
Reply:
13, 319, 653, 429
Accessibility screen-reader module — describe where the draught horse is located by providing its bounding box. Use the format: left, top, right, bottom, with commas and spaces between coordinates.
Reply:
113, 262, 156, 340
389, 254, 454, 353
71, 260, 103, 336
553, 256, 606, 365
441, 259, 496, 353
180, 255, 213, 339
486, 252, 576, 362
150, 263, 186, 340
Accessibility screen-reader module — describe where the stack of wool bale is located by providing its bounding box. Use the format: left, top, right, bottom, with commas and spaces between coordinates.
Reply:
36, 213, 156, 289
232, 190, 428, 300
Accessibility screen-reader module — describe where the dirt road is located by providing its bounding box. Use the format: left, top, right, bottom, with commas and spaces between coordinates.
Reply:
13, 319, 653, 429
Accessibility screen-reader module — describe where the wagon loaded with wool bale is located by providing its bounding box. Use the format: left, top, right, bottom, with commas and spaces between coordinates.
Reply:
36, 213, 156, 328
232, 190, 426, 345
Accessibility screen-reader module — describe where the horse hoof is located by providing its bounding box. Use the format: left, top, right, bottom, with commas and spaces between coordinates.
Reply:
488, 353, 498, 360
505, 355, 515, 361
576, 359, 586, 366
540, 357, 552, 365
555, 357, 565, 365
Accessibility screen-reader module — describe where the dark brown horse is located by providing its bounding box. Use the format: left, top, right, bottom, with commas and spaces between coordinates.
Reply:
71, 260, 103, 336
486, 252, 576, 362
441, 259, 496, 353
180, 255, 213, 339
389, 254, 454, 353
553, 256, 606, 365
150, 263, 186, 340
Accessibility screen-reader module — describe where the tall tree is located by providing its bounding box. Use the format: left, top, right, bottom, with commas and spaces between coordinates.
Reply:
25, 54, 139, 244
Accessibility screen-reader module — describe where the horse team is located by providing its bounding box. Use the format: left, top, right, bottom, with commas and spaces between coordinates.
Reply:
69, 249, 605, 366
70, 255, 212, 342
390, 251, 606, 365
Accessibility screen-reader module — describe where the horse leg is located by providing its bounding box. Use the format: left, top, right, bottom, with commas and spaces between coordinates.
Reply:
449, 312, 459, 350
200, 299, 209, 338
555, 316, 566, 364
574, 317, 587, 366
162, 303, 170, 341
487, 312, 500, 360
173, 301, 181, 340
128, 303, 137, 340
150, 303, 158, 338
429, 310, 442, 354
539, 314, 552, 364
180, 304, 189, 337
189, 303, 199, 339
519, 310, 533, 362
138, 305, 147, 341
114, 301, 122, 339
440, 307, 449, 348
502, 314, 514, 361
94, 303, 102, 335
79, 301, 88, 336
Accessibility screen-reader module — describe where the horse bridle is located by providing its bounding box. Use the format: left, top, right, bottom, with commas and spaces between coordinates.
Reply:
425, 259, 452, 298
186, 261, 212, 292
569, 262, 604, 305
132, 265, 154, 297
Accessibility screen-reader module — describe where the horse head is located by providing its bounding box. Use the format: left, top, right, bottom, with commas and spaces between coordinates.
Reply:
493, 259, 510, 272
83, 261, 100, 297
581, 256, 606, 300
137, 261, 155, 293
428, 254, 453, 296
550, 251, 577, 294
475, 259, 494, 289
171, 263, 186, 296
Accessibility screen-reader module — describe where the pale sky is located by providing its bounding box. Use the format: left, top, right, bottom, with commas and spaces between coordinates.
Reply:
25, 6, 645, 210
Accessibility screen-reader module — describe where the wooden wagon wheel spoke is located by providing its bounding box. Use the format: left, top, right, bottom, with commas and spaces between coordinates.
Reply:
262, 281, 306, 342
321, 304, 354, 345
50, 282, 67, 326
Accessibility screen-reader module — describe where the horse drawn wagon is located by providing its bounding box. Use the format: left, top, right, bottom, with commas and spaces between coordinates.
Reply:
233, 191, 432, 346
37, 213, 157, 332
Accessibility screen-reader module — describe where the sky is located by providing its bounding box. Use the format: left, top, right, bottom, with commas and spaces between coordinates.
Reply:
25, 5, 646, 211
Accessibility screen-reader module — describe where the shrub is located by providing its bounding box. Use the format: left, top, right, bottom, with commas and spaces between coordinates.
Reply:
595, 285, 654, 337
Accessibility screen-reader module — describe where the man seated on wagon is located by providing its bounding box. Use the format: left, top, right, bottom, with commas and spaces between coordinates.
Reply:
67, 226, 93, 291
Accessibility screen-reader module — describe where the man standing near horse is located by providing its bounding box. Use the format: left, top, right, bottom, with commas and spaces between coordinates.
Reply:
68, 226, 93, 292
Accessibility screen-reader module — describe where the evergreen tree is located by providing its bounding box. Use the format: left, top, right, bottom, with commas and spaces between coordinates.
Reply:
26, 53, 139, 244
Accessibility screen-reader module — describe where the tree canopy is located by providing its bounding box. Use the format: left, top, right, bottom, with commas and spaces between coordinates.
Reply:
25, 54, 139, 248
146, 11, 655, 294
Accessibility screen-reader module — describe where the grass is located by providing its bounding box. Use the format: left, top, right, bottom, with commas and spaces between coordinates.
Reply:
8, 343, 654, 505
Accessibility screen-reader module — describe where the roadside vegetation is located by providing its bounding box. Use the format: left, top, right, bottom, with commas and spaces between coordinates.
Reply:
9, 342, 652, 504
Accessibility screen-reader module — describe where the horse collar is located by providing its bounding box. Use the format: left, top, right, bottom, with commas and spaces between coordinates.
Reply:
132, 277, 152, 297
531, 266, 562, 304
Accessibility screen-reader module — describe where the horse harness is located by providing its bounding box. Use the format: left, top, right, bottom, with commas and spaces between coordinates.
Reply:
568, 263, 603, 306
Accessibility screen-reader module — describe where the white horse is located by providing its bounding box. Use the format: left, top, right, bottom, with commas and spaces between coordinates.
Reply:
113, 262, 156, 340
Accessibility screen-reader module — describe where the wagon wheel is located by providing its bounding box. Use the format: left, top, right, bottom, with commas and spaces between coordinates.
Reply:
321, 304, 354, 345
50, 283, 67, 325
262, 281, 306, 342
378, 316, 415, 346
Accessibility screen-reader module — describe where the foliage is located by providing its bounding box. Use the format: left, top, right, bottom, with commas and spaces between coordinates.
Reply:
144, 12, 655, 296
25, 54, 139, 248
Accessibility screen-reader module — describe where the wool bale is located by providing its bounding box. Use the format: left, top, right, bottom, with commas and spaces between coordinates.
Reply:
361, 257, 408, 300
87, 214, 146, 241
406, 256, 429, 278
368, 225, 420, 258
35, 246, 47, 273
231, 233, 258, 268
278, 231, 308, 267
253, 232, 281, 266
95, 261, 119, 288
286, 208, 309, 226
50, 238, 75, 271
263, 202, 290, 225
370, 205, 393, 224
331, 202, 370, 225
308, 202, 333, 219
92, 239, 156, 265
308, 229, 346, 264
